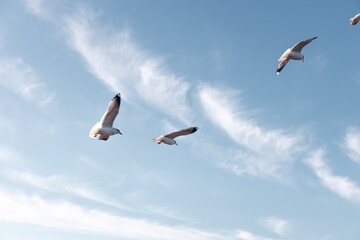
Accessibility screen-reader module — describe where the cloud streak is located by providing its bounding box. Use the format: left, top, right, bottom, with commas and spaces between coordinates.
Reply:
0, 146, 21, 163
62, 9, 191, 122
0, 57, 53, 107
236, 230, 276, 240
344, 127, 360, 164
0, 186, 230, 240
22, 0, 49, 19
6, 169, 140, 213
304, 149, 360, 203
260, 216, 292, 237
199, 85, 304, 179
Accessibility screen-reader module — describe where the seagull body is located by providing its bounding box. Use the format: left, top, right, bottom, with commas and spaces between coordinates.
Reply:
276, 36, 318, 75
89, 93, 122, 141
153, 127, 198, 145
350, 13, 360, 25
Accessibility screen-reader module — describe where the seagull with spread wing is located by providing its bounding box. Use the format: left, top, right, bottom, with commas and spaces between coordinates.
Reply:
276, 36, 318, 75
89, 93, 122, 141
153, 127, 199, 145
350, 13, 360, 25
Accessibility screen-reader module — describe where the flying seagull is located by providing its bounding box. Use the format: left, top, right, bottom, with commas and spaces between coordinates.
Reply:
89, 93, 122, 141
350, 13, 360, 25
276, 36, 318, 75
153, 127, 199, 145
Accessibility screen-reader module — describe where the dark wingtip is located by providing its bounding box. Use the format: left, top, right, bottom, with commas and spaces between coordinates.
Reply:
191, 127, 199, 133
113, 93, 121, 104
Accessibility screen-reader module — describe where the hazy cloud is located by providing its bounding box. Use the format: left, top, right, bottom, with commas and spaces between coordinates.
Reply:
0, 146, 21, 163
304, 149, 360, 203
0, 186, 230, 240
0, 57, 54, 107
22, 0, 50, 19
6, 169, 138, 212
236, 230, 276, 240
344, 127, 360, 164
260, 216, 292, 237
63, 9, 191, 122
199, 85, 304, 179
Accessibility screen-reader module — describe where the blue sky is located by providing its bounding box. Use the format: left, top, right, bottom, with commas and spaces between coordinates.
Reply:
0, 0, 360, 239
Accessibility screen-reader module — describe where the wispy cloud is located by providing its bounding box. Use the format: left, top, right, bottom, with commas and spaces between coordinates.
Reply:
344, 127, 360, 164
62, 9, 191, 122
6, 169, 188, 222
236, 230, 276, 240
260, 216, 292, 237
144, 205, 197, 223
6, 169, 135, 212
22, 0, 50, 19
199, 85, 304, 179
304, 149, 360, 203
0, 146, 21, 163
0, 186, 230, 240
0, 57, 54, 108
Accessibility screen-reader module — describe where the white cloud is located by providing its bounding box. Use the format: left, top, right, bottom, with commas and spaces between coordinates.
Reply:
144, 205, 196, 223
0, 57, 54, 107
260, 216, 292, 237
22, 0, 50, 19
62, 9, 191, 123
6, 169, 136, 212
0, 146, 21, 163
344, 127, 360, 164
0, 186, 229, 240
236, 230, 276, 240
199, 85, 304, 179
6, 169, 189, 221
304, 149, 360, 203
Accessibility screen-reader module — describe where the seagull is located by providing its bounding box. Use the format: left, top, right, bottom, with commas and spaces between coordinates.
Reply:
276, 36, 318, 75
153, 127, 199, 145
89, 93, 122, 141
350, 13, 360, 25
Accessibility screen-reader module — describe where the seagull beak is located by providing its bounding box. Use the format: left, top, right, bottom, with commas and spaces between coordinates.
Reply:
302, 59, 304, 63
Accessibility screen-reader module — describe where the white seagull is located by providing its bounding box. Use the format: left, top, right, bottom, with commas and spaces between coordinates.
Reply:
89, 93, 122, 141
276, 36, 318, 75
350, 13, 360, 25
153, 127, 199, 145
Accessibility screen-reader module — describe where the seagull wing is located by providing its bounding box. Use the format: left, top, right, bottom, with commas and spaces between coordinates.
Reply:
350, 17, 360, 25
350, 13, 360, 25
276, 59, 289, 75
100, 93, 121, 127
291, 36, 318, 53
89, 122, 102, 138
165, 127, 199, 139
